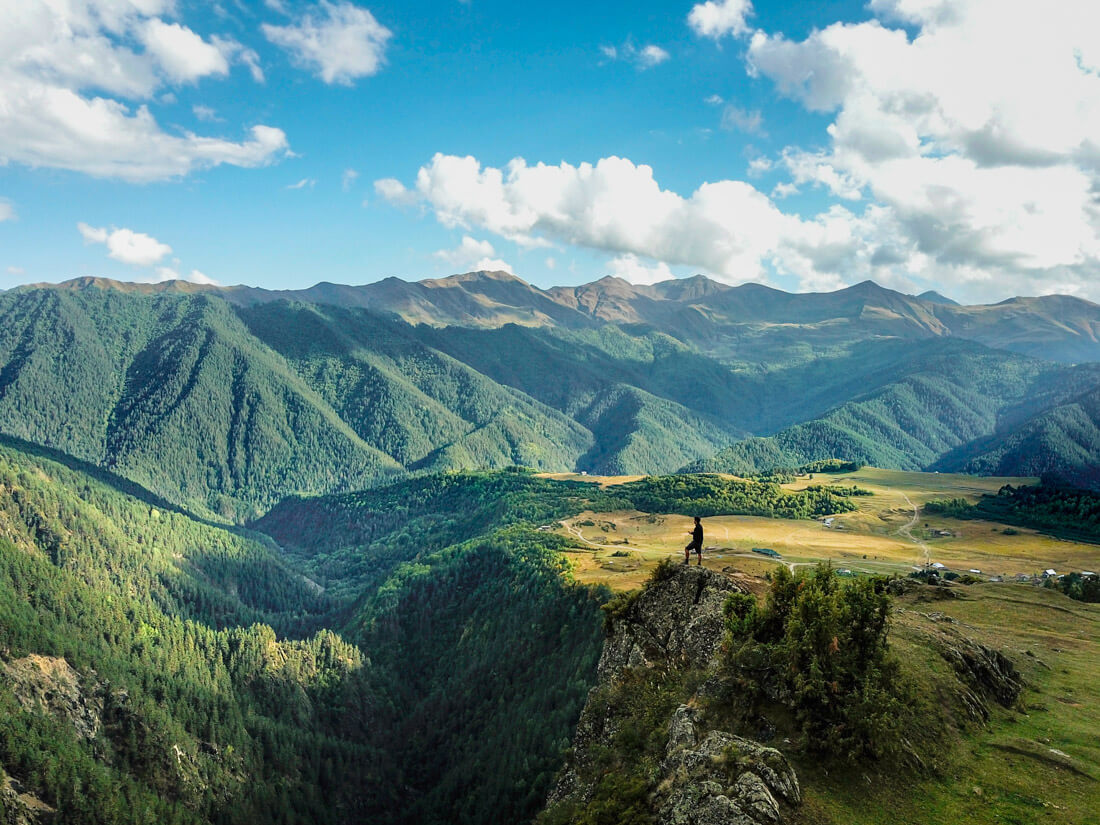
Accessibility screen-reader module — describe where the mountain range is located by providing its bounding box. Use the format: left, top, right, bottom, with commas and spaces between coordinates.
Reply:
2, 270, 1100, 824
2, 272, 1099, 520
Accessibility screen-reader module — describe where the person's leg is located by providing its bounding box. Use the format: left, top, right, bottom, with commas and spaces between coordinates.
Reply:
684, 544, 690, 563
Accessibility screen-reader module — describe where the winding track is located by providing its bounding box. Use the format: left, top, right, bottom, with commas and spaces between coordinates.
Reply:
897, 492, 931, 565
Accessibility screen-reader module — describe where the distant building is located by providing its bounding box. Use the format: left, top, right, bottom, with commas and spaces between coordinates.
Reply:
931, 562, 946, 569
1043, 569, 1057, 578
752, 547, 781, 558
968, 569, 981, 574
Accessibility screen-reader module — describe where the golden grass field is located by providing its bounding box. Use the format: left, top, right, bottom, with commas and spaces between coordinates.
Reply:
548, 469, 1100, 822
545, 468, 1100, 591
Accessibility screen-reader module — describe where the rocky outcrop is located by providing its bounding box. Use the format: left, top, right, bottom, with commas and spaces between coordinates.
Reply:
545, 566, 801, 825
657, 705, 800, 825
0, 768, 55, 825
0, 655, 102, 741
915, 616, 1023, 721
599, 565, 742, 679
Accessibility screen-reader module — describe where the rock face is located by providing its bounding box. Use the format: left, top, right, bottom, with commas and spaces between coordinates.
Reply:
0, 768, 55, 825
915, 617, 1024, 721
545, 566, 801, 825
599, 565, 741, 679
657, 705, 800, 825
0, 655, 102, 741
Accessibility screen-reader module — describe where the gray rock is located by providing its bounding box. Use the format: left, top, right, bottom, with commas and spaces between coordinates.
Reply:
545, 567, 800, 825
600, 566, 742, 681
732, 772, 780, 822
0, 655, 102, 741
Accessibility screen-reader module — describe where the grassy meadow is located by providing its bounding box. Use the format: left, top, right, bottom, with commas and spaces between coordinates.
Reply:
546, 468, 1100, 823
544, 468, 1100, 590
801, 583, 1100, 825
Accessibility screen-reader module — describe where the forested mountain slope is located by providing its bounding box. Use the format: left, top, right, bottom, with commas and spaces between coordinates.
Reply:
935, 383, 1100, 488
0, 289, 401, 520
0, 443, 610, 825
683, 343, 1089, 474
3, 279, 1100, 512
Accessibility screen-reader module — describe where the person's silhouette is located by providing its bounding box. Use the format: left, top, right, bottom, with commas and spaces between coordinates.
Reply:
684, 516, 703, 565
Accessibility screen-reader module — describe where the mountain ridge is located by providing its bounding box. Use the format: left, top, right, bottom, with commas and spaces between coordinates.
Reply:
30, 272, 1100, 364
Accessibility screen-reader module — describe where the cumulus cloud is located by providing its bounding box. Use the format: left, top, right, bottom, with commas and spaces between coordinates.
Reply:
377, 153, 823, 283
286, 177, 316, 189
342, 168, 359, 191
367, 0, 1100, 299
192, 104, 221, 121
139, 19, 229, 84
0, 200, 14, 222
720, 105, 764, 135
434, 236, 513, 273
374, 177, 418, 206
0, 0, 287, 181
153, 266, 219, 285
607, 254, 674, 285
688, 0, 753, 39
741, 0, 1100, 296
78, 223, 173, 266
263, 1, 392, 85
601, 42, 670, 70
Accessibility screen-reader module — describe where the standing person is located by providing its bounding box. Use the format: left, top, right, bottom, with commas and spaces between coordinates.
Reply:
684, 516, 704, 565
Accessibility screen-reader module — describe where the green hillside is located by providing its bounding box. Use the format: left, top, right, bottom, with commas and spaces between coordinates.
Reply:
0, 443, 611, 825
936, 385, 1100, 489
0, 289, 402, 521
3, 281, 1100, 521
684, 343, 1071, 474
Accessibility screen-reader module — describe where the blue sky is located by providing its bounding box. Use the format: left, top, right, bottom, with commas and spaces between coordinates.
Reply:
2, 0, 1099, 303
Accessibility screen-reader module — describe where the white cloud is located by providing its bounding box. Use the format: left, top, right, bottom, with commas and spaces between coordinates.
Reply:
263, 1, 392, 85
342, 168, 359, 191
545, 256, 557, 270
374, 177, 418, 206
433, 235, 513, 272
607, 254, 674, 285
286, 177, 316, 189
139, 19, 229, 84
742, 0, 1100, 296
0, 0, 288, 181
637, 45, 670, 68
153, 266, 219, 285
601, 42, 670, 70
371, 1, 1100, 301
78, 222, 172, 266
7, 266, 25, 276
192, 104, 219, 121
0, 200, 14, 222
771, 182, 798, 199
747, 156, 772, 176
473, 258, 513, 272
688, 0, 753, 39
383, 153, 802, 283
720, 105, 764, 134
